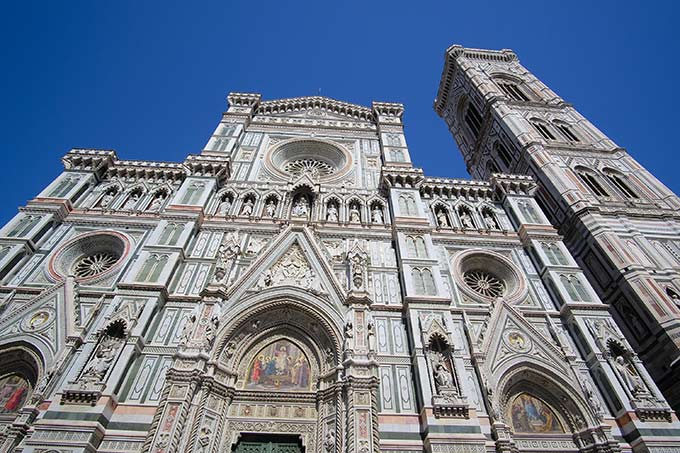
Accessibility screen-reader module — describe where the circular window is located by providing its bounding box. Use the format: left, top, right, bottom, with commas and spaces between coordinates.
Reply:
265, 139, 352, 182
48, 231, 130, 282
452, 249, 527, 304
463, 270, 505, 298
73, 252, 120, 278
283, 159, 335, 178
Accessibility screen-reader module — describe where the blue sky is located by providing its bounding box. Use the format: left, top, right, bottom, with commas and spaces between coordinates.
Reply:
0, 1, 678, 224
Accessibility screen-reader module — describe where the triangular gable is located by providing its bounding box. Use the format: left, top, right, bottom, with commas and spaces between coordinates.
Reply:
226, 225, 346, 307
480, 300, 569, 378
0, 283, 72, 358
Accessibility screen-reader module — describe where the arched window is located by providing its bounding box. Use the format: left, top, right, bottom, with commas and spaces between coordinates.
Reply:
494, 142, 513, 169
464, 102, 483, 139
8, 216, 39, 237
137, 255, 158, 282
159, 223, 183, 246
398, 194, 417, 216
560, 274, 591, 302
575, 167, 609, 197
603, 169, 638, 199
496, 80, 530, 102
149, 255, 168, 282
406, 236, 416, 257
180, 182, 205, 205
518, 201, 540, 224
412, 269, 425, 294
390, 149, 405, 162
531, 119, 556, 141
50, 176, 79, 198
541, 242, 568, 266
422, 269, 436, 295
415, 237, 427, 258
554, 121, 580, 143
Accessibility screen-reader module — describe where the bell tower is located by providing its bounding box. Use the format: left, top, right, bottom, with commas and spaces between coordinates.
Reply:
435, 44, 680, 412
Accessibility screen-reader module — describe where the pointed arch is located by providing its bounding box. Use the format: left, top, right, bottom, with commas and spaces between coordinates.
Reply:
91, 181, 124, 208
495, 363, 600, 434
602, 168, 639, 199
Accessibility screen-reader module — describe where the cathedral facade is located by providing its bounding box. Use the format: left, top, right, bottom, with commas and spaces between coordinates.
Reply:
0, 46, 677, 453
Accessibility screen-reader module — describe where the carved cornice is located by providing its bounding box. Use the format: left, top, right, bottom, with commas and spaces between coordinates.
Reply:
107, 159, 185, 183
227, 92, 262, 109
381, 166, 424, 188
489, 173, 537, 197
257, 96, 374, 122
62, 148, 117, 178
183, 154, 230, 184
420, 177, 494, 201
372, 101, 404, 119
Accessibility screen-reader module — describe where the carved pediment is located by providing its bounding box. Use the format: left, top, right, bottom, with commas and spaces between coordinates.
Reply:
480, 300, 570, 378
226, 226, 346, 307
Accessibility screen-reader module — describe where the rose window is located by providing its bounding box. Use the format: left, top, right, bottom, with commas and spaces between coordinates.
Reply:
284, 159, 335, 178
73, 252, 119, 278
463, 270, 505, 298
265, 139, 352, 182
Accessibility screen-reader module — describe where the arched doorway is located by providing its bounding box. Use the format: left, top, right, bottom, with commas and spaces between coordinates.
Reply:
495, 367, 615, 453
144, 289, 348, 453
0, 343, 42, 423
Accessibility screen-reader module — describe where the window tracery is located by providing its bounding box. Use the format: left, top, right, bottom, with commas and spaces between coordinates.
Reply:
463, 270, 505, 298
530, 119, 556, 141
603, 169, 639, 199
575, 167, 610, 197
284, 159, 335, 178
73, 252, 119, 278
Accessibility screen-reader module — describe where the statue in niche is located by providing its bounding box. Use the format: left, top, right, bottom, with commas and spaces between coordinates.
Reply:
367, 321, 376, 352
292, 195, 310, 218
213, 235, 240, 283
613, 354, 645, 394
343, 321, 354, 353
179, 305, 201, 345
204, 304, 221, 349
240, 198, 254, 216
148, 193, 165, 212
218, 197, 232, 215
483, 212, 498, 230
323, 430, 335, 453
326, 203, 339, 222
433, 360, 454, 389
81, 334, 124, 383
265, 199, 277, 217
436, 209, 449, 228
347, 242, 368, 291
459, 210, 474, 229
99, 191, 115, 208
372, 205, 383, 224
123, 193, 140, 210
349, 204, 361, 223
582, 379, 604, 420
